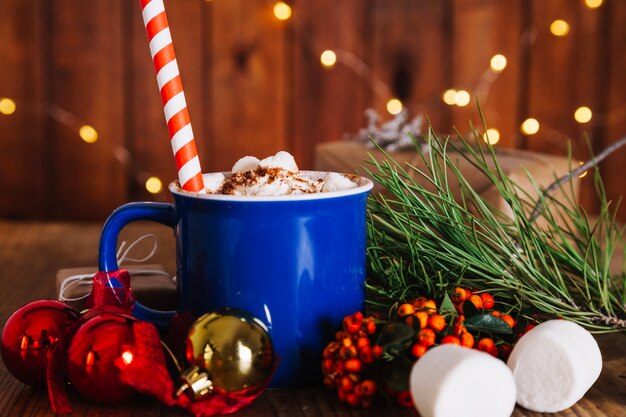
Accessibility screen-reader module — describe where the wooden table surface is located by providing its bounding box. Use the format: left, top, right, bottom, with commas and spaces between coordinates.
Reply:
0, 221, 624, 417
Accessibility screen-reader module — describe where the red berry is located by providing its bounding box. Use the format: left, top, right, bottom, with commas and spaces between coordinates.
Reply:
427, 314, 446, 331
371, 345, 383, 358
480, 293, 495, 309
346, 392, 361, 407
418, 328, 436, 347
355, 379, 377, 396
440, 335, 461, 345
338, 376, 354, 393
410, 343, 428, 358
468, 294, 483, 310
396, 390, 414, 407
359, 347, 374, 364
344, 358, 362, 373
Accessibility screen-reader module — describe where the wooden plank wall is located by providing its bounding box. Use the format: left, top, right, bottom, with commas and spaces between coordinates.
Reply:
0, 0, 624, 221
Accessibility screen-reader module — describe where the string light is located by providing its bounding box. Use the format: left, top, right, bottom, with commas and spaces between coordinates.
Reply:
320, 50, 337, 67
386, 98, 403, 115
145, 176, 163, 194
0, 98, 16, 115
273, 2, 292, 21
490, 54, 507, 72
483, 128, 501, 145
79, 125, 98, 143
455, 90, 471, 107
550, 19, 570, 37
578, 161, 588, 178
574, 106, 592, 124
584, 0, 603, 9
442, 89, 457, 106
521, 118, 540, 135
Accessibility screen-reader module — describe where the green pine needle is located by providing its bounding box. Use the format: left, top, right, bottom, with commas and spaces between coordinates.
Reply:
364, 127, 626, 333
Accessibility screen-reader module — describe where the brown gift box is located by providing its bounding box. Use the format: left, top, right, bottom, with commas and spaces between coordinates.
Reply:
56, 264, 177, 312
315, 141, 580, 228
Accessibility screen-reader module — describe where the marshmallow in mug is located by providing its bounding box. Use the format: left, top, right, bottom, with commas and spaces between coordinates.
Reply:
202, 151, 358, 195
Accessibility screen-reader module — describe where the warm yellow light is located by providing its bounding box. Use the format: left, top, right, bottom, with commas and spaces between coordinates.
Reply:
0, 98, 16, 115
273, 2, 292, 21
79, 125, 98, 143
386, 98, 403, 115
145, 176, 163, 194
490, 54, 507, 72
483, 128, 501, 145
320, 50, 337, 67
455, 90, 470, 107
574, 106, 592, 124
550, 19, 570, 37
442, 89, 457, 106
121, 351, 134, 365
578, 161, 588, 178
585, 0, 603, 9
521, 118, 540, 135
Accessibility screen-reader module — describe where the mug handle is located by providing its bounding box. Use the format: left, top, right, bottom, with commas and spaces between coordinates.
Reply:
99, 202, 178, 327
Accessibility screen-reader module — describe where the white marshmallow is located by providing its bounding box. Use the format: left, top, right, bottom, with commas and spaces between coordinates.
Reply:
202, 172, 225, 193
507, 320, 602, 413
259, 151, 298, 172
231, 156, 260, 173
322, 172, 358, 192
410, 345, 516, 417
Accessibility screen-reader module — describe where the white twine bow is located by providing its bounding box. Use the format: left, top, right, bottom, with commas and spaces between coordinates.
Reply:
58, 234, 174, 303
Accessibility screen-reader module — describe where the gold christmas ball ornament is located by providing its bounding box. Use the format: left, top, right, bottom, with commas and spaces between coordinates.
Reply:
176, 308, 275, 400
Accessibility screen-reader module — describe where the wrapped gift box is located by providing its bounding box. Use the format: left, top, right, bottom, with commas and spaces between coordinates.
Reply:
56, 264, 177, 312
315, 141, 580, 228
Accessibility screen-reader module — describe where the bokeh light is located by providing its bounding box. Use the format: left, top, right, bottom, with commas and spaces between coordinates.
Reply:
0, 98, 16, 115
490, 54, 507, 72
79, 125, 98, 143
442, 89, 457, 106
386, 98, 403, 115
483, 128, 501, 145
145, 176, 163, 194
574, 106, 592, 124
273, 2, 292, 21
550, 19, 570, 37
585, 0, 603, 9
320, 50, 337, 67
521, 118, 540, 135
455, 90, 471, 107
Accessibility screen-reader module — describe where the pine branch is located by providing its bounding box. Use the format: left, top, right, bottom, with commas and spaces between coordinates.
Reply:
365, 129, 626, 333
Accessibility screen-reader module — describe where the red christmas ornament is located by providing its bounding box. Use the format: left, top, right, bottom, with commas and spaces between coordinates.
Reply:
66, 312, 137, 404
1, 300, 79, 386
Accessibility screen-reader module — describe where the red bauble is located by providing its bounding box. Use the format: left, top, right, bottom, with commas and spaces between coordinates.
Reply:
1, 300, 79, 386
66, 313, 137, 404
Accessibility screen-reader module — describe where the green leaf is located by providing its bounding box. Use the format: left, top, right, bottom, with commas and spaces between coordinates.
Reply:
462, 299, 479, 317
378, 323, 415, 357
439, 293, 457, 319
512, 316, 528, 335
384, 355, 413, 392
464, 314, 513, 334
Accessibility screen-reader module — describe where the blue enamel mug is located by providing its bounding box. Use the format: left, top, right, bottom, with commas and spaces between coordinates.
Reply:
98, 171, 373, 387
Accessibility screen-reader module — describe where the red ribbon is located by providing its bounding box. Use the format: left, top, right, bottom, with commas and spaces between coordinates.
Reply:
118, 318, 273, 417
47, 270, 135, 414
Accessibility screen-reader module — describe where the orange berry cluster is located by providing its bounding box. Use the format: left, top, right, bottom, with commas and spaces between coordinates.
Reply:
450, 287, 520, 360
321, 312, 382, 408
397, 297, 470, 359
322, 287, 534, 409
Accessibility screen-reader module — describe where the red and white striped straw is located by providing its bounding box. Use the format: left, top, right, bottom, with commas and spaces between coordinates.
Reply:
139, 0, 204, 192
